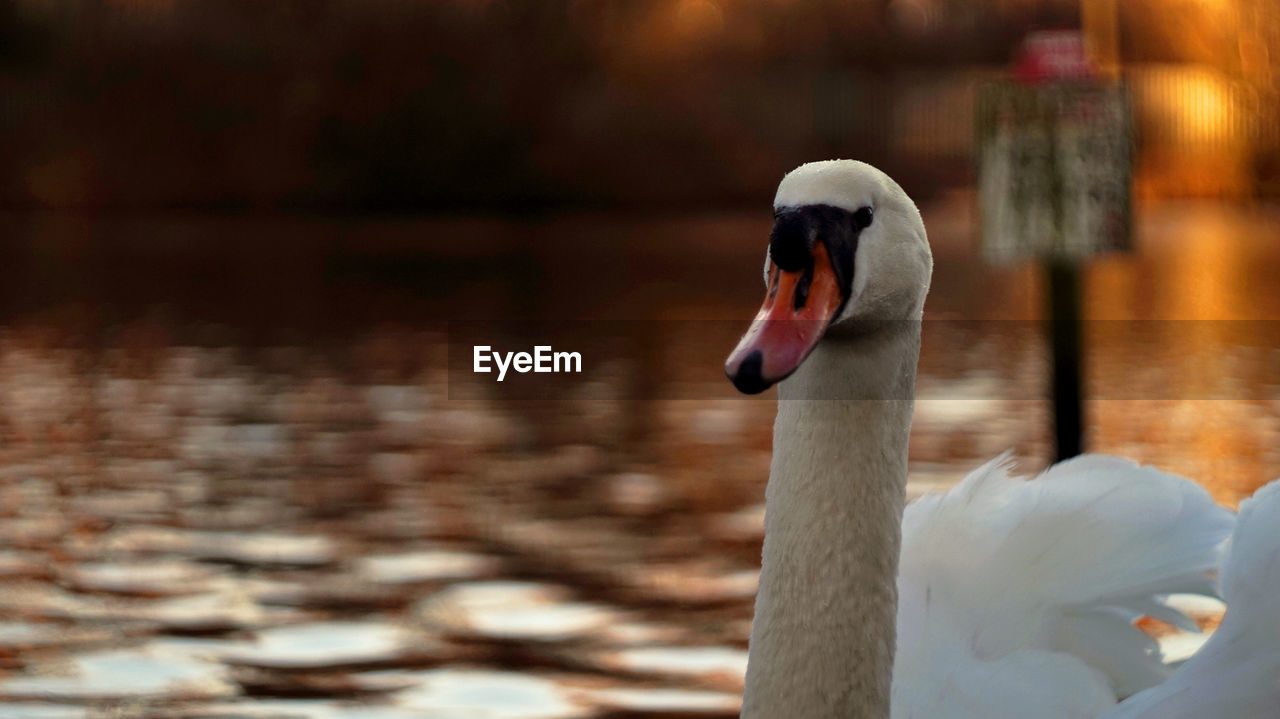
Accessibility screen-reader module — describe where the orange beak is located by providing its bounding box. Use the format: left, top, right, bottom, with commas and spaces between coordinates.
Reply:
725, 243, 845, 394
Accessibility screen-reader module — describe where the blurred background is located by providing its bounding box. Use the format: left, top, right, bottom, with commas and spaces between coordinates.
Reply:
0, 1, 1278, 717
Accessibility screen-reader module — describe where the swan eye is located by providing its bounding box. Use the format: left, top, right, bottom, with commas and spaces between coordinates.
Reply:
853, 206, 873, 230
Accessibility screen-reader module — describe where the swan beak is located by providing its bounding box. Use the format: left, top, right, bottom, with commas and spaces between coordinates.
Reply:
725, 243, 845, 394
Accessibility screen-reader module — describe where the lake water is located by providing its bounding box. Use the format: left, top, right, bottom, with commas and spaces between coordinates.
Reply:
0, 198, 1277, 717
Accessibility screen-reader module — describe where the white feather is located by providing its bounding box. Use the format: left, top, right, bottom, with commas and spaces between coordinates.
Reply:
1099, 479, 1280, 719
891, 454, 1235, 719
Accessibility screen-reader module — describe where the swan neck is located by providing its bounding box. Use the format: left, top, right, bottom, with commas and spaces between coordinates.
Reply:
742, 324, 919, 719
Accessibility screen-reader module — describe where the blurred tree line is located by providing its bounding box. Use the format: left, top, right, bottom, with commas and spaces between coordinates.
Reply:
6, 0, 1225, 213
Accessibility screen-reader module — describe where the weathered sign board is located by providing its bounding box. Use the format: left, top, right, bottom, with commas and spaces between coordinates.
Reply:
976, 81, 1133, 262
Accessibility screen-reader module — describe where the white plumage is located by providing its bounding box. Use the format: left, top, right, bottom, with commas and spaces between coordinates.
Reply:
892, 454, 1249, 719
1097, 479, 1280, 719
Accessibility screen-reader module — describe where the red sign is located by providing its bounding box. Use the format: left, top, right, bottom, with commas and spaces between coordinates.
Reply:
1013, 31, 1094, 83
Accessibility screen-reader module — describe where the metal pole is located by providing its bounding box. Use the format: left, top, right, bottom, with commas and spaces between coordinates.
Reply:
1046, 258, 1083, 460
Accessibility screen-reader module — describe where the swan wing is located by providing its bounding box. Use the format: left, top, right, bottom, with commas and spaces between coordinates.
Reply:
891, 454, 1235, 719
1099, 478, 1280, 719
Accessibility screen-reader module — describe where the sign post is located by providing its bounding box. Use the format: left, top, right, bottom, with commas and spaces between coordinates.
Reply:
976, 31, 1133, 461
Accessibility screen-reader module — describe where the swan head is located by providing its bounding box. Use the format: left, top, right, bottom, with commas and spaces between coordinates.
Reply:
725, 160, 933, 394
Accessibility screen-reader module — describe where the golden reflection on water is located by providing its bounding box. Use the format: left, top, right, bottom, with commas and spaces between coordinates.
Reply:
1083, 202, 1280, 503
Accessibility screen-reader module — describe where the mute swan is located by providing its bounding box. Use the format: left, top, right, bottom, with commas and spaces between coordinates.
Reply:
724, 159, 1280, 719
